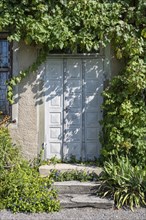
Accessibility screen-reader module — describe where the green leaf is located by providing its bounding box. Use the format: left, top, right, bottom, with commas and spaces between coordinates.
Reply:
141, 28, 146, 38
59, 42, 64, 49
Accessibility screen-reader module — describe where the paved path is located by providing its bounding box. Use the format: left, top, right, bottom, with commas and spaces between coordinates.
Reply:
1, 207, 146, 220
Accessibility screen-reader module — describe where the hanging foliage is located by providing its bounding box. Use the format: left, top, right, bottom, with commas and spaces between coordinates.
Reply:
0, 0, 145, 164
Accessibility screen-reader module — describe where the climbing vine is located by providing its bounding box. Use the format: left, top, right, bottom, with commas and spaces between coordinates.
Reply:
0, 0, 146, 164
7, 49, 47, 104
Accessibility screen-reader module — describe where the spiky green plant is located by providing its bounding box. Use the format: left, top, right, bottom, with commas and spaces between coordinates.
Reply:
98, 157, 146, 210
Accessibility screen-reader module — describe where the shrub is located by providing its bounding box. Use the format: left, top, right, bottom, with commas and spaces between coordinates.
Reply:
49, 169, 99, 182
0, 127, 21, 171
97, 157, 146, 210
100, 60, 146, 168
0, 128, 60, 213
0, 165, 59, 213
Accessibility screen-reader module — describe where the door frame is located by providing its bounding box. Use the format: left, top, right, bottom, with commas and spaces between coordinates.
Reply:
37, 45, 111, 161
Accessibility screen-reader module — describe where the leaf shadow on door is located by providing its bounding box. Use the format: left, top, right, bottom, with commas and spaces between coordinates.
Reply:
32, 59, 103, 161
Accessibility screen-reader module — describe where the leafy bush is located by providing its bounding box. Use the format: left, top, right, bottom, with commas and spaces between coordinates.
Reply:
0, 165, 59, 213
49, 169, 99, 182
0, 127, 21, 171
98, 157, 146, 210
0, 128, 60, 213
100, 59, 146, 167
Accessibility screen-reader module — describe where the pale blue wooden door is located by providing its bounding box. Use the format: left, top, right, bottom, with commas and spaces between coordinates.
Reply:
84, 59, 103, 160
45, 59, 63, 159
63, 59, 83, 160
45, 57, 103, 160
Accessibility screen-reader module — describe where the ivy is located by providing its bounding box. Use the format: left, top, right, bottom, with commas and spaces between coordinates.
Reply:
7, 49, 47, 104
0, 0, 146, 165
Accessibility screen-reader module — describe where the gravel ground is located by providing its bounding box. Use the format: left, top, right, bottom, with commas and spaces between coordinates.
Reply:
0, 207, 146, 220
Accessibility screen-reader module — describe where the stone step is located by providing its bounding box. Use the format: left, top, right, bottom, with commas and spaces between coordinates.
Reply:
53, 181, 100, 194
59, 194, 114, 209
39, 164, 113, 209
39, 163, 103, 177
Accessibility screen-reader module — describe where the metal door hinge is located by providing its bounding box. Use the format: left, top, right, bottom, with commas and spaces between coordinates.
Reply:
42, 142, 47, 149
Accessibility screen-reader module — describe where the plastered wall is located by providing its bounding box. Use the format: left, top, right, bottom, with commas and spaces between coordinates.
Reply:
9, 42, 40, 160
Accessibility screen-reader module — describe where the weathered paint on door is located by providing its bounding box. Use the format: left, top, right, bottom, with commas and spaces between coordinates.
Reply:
44, 57, 104, 160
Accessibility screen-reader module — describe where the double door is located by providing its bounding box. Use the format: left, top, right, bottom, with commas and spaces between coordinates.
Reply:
44, 57, 103, 160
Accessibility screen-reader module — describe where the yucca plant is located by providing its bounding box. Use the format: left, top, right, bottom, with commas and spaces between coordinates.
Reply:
98, 156, 146, 210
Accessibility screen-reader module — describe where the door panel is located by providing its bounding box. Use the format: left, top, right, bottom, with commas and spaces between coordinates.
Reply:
65, 95, 82, 108
45, 59, 63, 159
85, 93, 99, 109
64, 127, 81, 142
86, 112, 99, 127
65, 111, 81, 126
63, 59, 82, 160
48, 95, 62, 107
66, 59, 81, 79
49, 112, 61, 125
86, 127, 99, 140
84, 59, 103, 160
